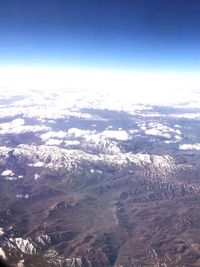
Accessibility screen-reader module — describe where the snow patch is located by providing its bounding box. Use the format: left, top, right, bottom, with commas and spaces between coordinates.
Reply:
0, 247, 6, 260
17, 259, 25, 267
13, 238, 36, 254
32, 161, 44, 167
34, 173, 40, 180
5, 176, 18, 181
1, 169, 14, 176
16, 194, 23, 199
0, 228, 4, 236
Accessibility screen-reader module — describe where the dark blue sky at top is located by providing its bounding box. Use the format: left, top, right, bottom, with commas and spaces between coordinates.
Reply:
0, 0, 200, 70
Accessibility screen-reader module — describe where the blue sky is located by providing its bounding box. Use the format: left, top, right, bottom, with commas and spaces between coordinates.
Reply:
0, 0, 200, 70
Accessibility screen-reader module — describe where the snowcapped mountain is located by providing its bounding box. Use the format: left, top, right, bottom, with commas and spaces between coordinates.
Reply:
0, 89, 200, 267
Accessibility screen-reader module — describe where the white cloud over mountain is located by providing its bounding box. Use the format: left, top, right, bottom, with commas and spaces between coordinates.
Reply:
0, 118, 49, 135
39, 128, 129, 151
101, 130, 129, 141
138, 122, 182, 140
179, 144, 200, 150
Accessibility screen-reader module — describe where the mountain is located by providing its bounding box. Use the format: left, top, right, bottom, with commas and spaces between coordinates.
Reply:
0, 88, 200, 266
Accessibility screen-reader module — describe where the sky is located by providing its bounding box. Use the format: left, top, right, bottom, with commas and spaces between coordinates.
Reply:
0, 0, 200, 70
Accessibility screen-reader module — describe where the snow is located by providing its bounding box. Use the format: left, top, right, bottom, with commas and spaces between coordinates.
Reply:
33, 161, 44, 167
16, 194, 23, 199
14, 238, 36, 254
0, 248, 6, 260
1, 169, 14, 176
0, 228, 4, 236
34, 174, 40, 180
16, 194, 29, 199
96, 170, 103, 174
10, 144, 178, 177
5, 177, 18, 181
17, 259, 25, 267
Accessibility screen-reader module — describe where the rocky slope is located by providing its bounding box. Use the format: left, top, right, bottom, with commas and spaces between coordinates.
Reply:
0, 142, 200, 267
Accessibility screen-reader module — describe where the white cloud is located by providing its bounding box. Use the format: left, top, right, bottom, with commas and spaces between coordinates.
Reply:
64, 140, 80, 146
0, 118, 49, 135
164, 140, 176, 144
0, 118, 24, 130
139, 122, 182, 140
39, 127, 129, 150
145, 128, 171, 138
67, 128, 95, 138
175, 135, 182, 141
1, 70, 200, 129
106, 126, 113, 129
45, 139, 63, 146
1, 68, 200, 123
67, 128, 129, 141
10, 118, 25, 126
129, 129, 140, 134
1, 67, 199, 104
179, 143, 200, 150
101, 130, 129, 141
83, 134, 102, 144
40, 131, 67, 141
170, 113, 200, 120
